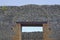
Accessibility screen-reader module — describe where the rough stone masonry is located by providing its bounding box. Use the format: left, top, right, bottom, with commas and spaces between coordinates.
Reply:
0, 4, 60, 40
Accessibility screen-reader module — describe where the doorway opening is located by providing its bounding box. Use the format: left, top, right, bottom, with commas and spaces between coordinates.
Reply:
15, 22, 47, 40
22, 26, 43, 40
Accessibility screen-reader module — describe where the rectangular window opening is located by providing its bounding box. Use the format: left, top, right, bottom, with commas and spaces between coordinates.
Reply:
22, 26, 43, 40
22, 26, 43, 32
16, 22, 47, 40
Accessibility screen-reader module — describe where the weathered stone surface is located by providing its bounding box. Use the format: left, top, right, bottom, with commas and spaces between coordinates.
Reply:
0, 4, 60, 40
22, 32, 43, 40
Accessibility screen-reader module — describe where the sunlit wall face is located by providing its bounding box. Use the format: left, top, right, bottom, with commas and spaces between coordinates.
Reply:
22, 26, 43, 32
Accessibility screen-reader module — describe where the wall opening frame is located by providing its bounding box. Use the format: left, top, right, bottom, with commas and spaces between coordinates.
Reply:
12, 22, 48, 40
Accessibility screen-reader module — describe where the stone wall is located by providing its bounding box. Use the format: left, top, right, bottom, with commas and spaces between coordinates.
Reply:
0, 4, 60, 40
22, 32, 43, 40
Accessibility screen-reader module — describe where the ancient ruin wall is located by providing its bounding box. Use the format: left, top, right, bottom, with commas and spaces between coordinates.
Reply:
0, 5, 60, 40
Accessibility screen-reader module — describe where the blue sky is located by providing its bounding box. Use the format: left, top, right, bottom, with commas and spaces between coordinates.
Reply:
0, 0, 60, 6
22, 26, 43, 32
